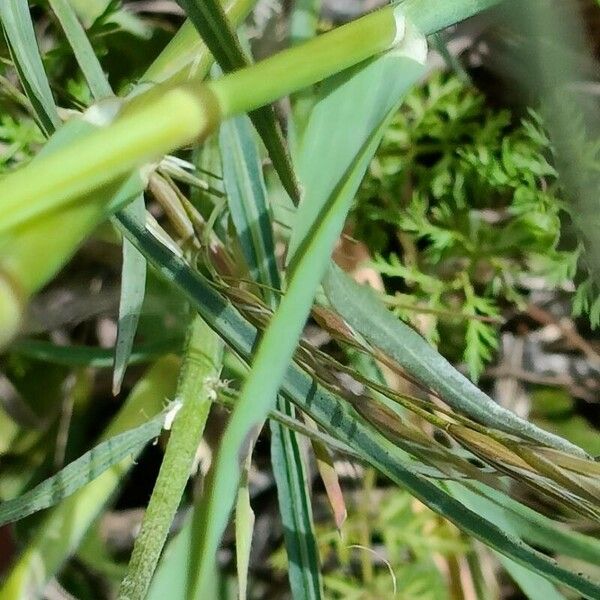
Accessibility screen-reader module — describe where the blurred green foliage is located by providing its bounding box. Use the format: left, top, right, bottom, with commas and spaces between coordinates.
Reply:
272, 472, 469, 600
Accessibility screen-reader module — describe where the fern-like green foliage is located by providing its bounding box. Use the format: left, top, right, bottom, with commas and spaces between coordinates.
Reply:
354, 73, 582, 380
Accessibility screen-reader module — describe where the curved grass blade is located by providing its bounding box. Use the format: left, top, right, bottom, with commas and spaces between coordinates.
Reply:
220, 111, 322, 598
0, 0, 60, 135
459, 482, 600, 565
175, 0, 300, 202
118, 198, 600, 600
146, 502, 226, 600
446, 482, 564, 600
287, 22, 427, 267
323, 263, 588, 458
499, 557, 565, 600
146, 511, 199, 600
270, 410, 323, 598
0, 408, 170, 527
447, 482, 568, 600
189, 24, 428, 592
289, 0, 321, 155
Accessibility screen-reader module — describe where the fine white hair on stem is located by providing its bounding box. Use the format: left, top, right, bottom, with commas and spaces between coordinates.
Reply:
163, 399, 183, 431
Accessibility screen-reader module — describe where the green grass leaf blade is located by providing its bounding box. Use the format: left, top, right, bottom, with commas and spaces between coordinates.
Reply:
113, 202, 148, 395
447, 482, 568, 600
270, 404, 323, 599
12, 338, 178, 368
139, 0, 256, 88
323, 263, 588, 457
0, 410, 167, 527
0, 0, 60, 135
175, 0, 300, 202
288, 0, 320, 155
146, 513, 199, 600
146, 508, 221, 600
219, 114, 279, 288
287, 24, 427, 267
219, 107, 322, 598
117, 211, 600, 599
499, 557, 566, 600
189, 29, 428, 591
456, 482, 600, 564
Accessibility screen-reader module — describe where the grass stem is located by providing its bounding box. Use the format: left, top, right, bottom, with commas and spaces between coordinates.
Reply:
118, 316, 223, 600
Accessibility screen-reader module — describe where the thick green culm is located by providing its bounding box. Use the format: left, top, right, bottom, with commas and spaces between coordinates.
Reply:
0, 1, 504, 349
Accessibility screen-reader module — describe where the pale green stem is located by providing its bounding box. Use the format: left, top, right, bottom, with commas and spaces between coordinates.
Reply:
207, 5, 398, 116
119, 316, 223, 600
0, 86, 219, 236
0, 4, 401, 348
0, 6, 400, 234
0, 0, 504, 346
